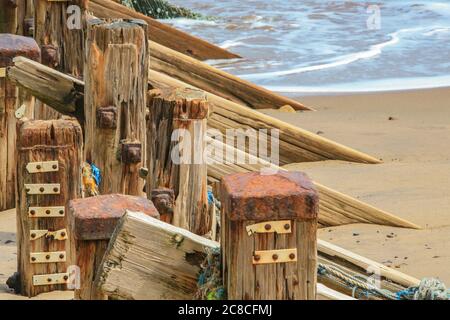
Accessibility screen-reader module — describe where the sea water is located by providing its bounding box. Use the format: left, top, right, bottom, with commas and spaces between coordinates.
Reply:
164, 0, 450, 94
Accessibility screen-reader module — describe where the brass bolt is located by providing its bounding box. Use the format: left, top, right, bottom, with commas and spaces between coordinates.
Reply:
264, 224, 271, 230
289, 253, 296, 260
272, 254, 278, 261
284, 223, 290, 230
254, 255, 261, 261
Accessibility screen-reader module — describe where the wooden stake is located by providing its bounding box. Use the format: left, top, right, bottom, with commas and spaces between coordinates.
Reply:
89, 0, 239, 61
16, 119, 83, 297
220, 171, 318, 300
147, 88, 210, 235
33, 0, 86, 120
0, 35, 40, 212
84, 18, 148, 196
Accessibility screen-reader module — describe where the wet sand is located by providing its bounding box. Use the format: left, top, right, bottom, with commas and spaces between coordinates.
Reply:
1, 86, 449, 298
265, 87, 450, 283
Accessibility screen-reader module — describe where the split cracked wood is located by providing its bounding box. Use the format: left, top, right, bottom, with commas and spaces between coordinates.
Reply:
84, 18, 148, 196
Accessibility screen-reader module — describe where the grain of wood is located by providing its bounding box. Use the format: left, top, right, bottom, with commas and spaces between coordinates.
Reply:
16, 119, 83, 297
96, 210, 219, 300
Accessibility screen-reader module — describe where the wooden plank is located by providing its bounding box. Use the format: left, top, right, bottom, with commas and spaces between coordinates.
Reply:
96, 210, 219, 300
89, 0, 239, 61
316, 283, 356, 300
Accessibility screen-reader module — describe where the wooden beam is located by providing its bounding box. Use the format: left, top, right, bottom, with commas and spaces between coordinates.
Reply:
206, 138, 420, 229
89, 0, 239, 61
149, 41, 310, 111
96, 210, 219, 300
149, 69, 381, 164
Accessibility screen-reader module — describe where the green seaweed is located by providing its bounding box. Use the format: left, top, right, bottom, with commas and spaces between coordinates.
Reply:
121, 0, 211, 20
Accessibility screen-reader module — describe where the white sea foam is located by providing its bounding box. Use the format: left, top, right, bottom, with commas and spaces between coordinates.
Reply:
240, 28, 423, 80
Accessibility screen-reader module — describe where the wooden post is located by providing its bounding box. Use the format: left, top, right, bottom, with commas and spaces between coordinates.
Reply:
17, 0, 34, 36
33, 0, 86, 120
0, 35, 40, 212
96, 210, 219, 300
84, 19, 148, 196
147, 88, 209, 235
15, 119, 83, 297
0, 0, 17, 34
220, 171, 319, 300
67, 194, 159, 300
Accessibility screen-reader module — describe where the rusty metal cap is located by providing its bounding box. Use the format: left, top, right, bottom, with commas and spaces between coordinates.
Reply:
220, 171, 318, 221
0, 34, 40, 67
69, 194, 160, 241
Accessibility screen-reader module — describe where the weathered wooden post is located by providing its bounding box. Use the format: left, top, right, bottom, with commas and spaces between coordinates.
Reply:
84, 19, 148, 196
15, 119, 83, 297
67, 194, 159, 300
147, 88, 210, 235
0, 0, 17, 34
17, 0, 34, 36
33, 0, 86, 119
0, 34, 40, 212
220, 171, 319, 300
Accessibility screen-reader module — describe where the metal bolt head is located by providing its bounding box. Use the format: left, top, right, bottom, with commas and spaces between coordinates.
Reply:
30, 210, 35, 215
39, 187, 44, 192
45, 255, 50, 260
31, 233, 36, 238
31, 257, 36, 261
272, 254, 278, 260
59, 254, 64, 259
63, 275, 68, 281
289, 253, 296, 260
53, 187, 58, 192
52, 164, 57, 169
46, 210, 50, 215
253, 255, 261, 261
47, 278, 52, 282
36, 165, 41, 170
60, 232, 66, 237
59, 210, 64, 215
264, 224, 271, 230
284, 223, 290, 230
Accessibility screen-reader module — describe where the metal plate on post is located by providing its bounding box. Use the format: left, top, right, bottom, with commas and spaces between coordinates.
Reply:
30, 229, 68, 241
33, 273, 69, 286
252, 248, 297, 265
28, 206, 65, 218
30, 251, 67, 264
25, 183, 61, 195
0, 68, 5, 78
26, 161, 59, 173
246, 220, 292, 236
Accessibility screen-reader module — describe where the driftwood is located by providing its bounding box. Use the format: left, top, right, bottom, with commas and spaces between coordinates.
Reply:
96, 210, 219, 300
207, 138, 420, 229
147, 88, 210, 235
89, 0, 238, 61
84, 19, 148, 196
16, 119, 83, 297
149, 41, 309, 111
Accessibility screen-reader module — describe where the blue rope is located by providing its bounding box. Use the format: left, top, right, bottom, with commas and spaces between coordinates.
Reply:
91, 163, 101, 187
207, 191, 214, 205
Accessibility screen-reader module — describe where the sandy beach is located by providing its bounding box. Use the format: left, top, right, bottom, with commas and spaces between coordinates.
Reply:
1, 86, 449, 298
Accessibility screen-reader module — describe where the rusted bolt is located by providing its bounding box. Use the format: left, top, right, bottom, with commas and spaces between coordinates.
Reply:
284, 223, 290, 230
30, 210, 35, 215
254, 255, 261, 261
31, 233, 36, 238
59, 210, 64, 215
47, 278, 52, 282
45, 210, 50, 215
60, 231, 66, 237
151, 188, 174, 223
264, 224, 271, 230
289, 253, 296, 260
26, 188, 30, 192
96, 106, 117, 129
63, 275, 68, 281
52, 164, 57, 169
59, 254, 64, 259
121, 142, 142, 164
41, 44, 59, 68
31, 257, 36, 262
272, 254, 278, 261
39, 187, 44, 192
36, 165, 41, 170
24, 18, 34, 37
45, 255, 50, 260
53, 187, 59, 192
